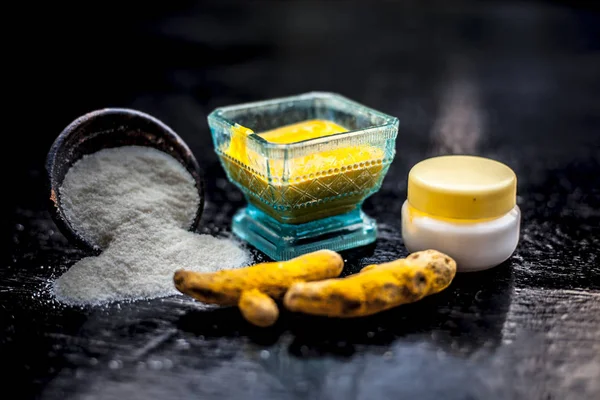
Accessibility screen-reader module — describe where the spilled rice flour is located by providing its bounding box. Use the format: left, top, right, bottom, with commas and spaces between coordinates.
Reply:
53, 146, 248, 305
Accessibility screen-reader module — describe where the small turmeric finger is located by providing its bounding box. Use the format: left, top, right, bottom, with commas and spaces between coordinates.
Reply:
284, 249, 456, 318
173, 249, 344, 305
359, 264, 379, 273
238, 289, 279, 327
282, 279, 367, 317
373, 249, 457, 294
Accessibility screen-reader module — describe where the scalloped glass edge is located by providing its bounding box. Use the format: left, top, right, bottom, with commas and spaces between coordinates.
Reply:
208, 91, 399, 160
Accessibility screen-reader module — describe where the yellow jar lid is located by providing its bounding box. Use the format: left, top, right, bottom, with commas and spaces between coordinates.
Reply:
408, 155, 516, 220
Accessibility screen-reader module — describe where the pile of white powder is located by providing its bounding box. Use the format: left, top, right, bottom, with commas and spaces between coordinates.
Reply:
53, 146, 249, 306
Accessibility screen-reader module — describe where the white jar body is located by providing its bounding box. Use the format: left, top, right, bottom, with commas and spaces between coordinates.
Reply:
402, 201, 520, 272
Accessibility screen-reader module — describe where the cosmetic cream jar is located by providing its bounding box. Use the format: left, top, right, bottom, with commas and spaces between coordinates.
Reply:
402, 155, 520, 272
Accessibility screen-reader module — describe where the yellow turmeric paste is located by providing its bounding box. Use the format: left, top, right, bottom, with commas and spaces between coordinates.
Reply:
258, 119, 348, 143
222, 119, 386, 224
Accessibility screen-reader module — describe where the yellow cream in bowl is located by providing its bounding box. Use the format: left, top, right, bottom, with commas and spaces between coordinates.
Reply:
259, 119, 348, 143
223, 120, 385, 224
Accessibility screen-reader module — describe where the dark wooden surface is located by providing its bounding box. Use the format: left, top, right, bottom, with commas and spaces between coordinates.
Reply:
3, 1, 600, 399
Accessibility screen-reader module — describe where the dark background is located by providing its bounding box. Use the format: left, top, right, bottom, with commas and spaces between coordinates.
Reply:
4, 1, 600, 399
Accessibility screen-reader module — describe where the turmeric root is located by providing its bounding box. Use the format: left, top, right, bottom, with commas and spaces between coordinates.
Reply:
238, 289, 279, 327
174, 249, 344, 326
283, 249, 456, 318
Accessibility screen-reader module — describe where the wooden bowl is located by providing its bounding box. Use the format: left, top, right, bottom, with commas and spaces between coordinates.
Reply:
46, 108, 205, 252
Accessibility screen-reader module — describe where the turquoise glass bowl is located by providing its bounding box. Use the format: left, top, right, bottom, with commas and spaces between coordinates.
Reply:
208, 92, 398, 260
